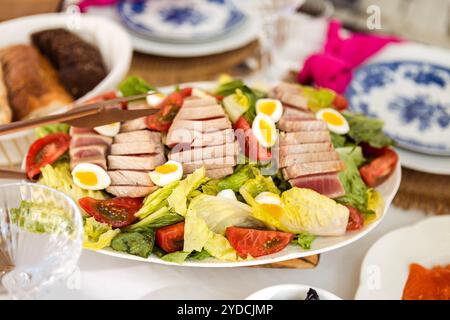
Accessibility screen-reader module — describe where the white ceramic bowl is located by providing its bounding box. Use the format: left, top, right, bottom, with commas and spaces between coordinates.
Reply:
246, 284, 342, 300
0, 13, 132, 166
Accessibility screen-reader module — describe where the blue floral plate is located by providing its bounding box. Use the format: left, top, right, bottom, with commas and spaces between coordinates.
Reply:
117, 0, 246, 43
346, 61, 450, 156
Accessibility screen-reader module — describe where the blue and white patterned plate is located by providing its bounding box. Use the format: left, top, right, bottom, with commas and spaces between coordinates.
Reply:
117, 0, 246, 42
346, 61, 450, 156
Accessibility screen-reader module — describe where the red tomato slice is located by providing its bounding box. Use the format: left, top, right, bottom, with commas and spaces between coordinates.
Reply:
226, 227, 293, 258
78, 197, 142, 228
156, 222, 185, 253
360, 148, 398, 187
145, 91, 185, 132
345, 205, 364, 231
84, 91, 118, 104
234, 116, 272, 162
332, 94, 349, 111
25, 133, 71, 179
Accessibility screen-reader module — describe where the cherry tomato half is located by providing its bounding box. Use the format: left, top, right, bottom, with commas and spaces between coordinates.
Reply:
360, 148, 398, 187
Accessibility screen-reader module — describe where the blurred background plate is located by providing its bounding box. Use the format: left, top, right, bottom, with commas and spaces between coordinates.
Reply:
396, 148, 450, 175
347, 60, 450, 156
117, 0, 246, 43
355, 215, 450, 300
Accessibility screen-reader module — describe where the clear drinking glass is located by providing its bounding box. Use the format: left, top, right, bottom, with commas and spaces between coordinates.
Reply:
233, 0, 306, 81
0, 183, 83, 299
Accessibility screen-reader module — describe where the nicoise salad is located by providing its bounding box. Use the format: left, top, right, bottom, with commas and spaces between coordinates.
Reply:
24, 76, 398, 264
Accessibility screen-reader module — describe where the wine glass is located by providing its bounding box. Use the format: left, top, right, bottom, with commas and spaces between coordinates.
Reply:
233, 0, 306, 82
0, 183, 83, 299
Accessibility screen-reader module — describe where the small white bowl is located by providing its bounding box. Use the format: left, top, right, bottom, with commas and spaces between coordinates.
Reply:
0, 13, 132, 166
246, 284, 342, 300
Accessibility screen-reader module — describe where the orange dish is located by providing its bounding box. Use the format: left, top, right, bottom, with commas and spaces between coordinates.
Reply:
402, 263, 450, 300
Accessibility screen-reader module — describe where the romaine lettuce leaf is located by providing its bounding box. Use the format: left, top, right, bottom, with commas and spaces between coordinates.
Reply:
183, 210, 213, 252
135, 181, 179, 219
39, 162, 108, 205
168, 167, 206, 216
161, 251, 191, 264
240, 173, 280, 199
204, 233, 240, 261
336, 146, 366, 167
218, 164, 259, 192
35, 123, 70, 139
188, 194, 265, 235
83, 217, 120, 250
118, 76, 155, 97
128, 206, 183, 230
336, 150, 370, 214
344, 113, 394, 148
188, 249, 212, 261
292, 232, 316, 250
301, 86, 336, 112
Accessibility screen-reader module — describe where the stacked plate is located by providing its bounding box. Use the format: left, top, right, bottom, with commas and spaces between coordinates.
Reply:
346, 42, 450, 175
89, 0, 258, 57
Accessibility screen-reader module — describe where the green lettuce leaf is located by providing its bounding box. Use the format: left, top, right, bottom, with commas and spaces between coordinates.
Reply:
344, 113, 394, 148
38, 162, 108, 205
167, 167, 206, 216
110, 230, 155, 258
188, 249, 212, 261
336, 146, 366, 167
188, 194, 265, 235
161, 251, 191, 264
218, 164, 259, 192
301, 86, 336, 112
204, 233, 240, 261
135, 181, 179, 219
335, 150, 370, 214
240, 172, 280, 199
35, 123, 70, 139
331, 132, 347, 148
118, 76, 155, 97
83, 217, 120, 250
128, 206, 184, 230
292, 232, 316, 250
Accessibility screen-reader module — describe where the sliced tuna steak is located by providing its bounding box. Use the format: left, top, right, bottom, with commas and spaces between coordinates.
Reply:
288, 173, 346, 198
169, 117, 231, 132
176, 104, 225, 120
70, 134, 113, 148
279, 151, 340, 168
114, 130, 161, 144
166, 128, 234, 148
108, 170, 154, 186
205, 167, 234, 179
182, 97, 217, 108
278, 142, 333, 157
169, 142, 238, 162
282, 107, 315, 120
69, 127, 95, 135
108, 154, 165, 170
111, 142, 163, 155
280, 131, 331, 146
70, 155, 107, 170
278, 119, 327, 132
70, 145, 107, 160
282, 160, 346, 179
182, 156, 237, 173
106, 185, 158, 198
120, 117, 147, 132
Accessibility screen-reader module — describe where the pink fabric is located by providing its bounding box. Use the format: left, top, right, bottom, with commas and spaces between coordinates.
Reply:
78, 0, 118, 13
298, 20, 403, 93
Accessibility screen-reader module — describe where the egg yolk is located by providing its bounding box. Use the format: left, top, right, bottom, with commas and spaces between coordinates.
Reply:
75, 171, 98, 186
260, 203, 284, 219
260, 119, 273, 144
322, 112, 344, 126
155, 163, 178, 174
259, 101, 277, 116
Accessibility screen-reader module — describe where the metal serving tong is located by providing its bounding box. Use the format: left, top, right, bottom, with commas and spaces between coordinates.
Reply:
0, 92, 159, 136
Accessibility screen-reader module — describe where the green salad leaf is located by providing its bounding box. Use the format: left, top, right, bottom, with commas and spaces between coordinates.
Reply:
330, 132, 347, 148
118, 76, 155, 97
301, 86, 336, 112
337, 146, 366, 167
83, 217, 120, 250
35, 123, 70, 139
161, 251, 191, 264
128, 206, 184, 231
335, 148, 370, 214
135, 181, 179, 219
168, 167, 207, 216
111, 230, 155, 258
240, 172, 280, 199
344, 113, 394, 148
218, 164, 259, 192
292, 233, 316, 250
189, 249, 212, 261
39, 162, 108, 205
